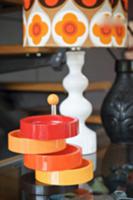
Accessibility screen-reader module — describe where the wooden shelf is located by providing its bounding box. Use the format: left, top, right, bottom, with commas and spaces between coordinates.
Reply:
1, 81, 110, 125
0, 45, 56, 55
87, 115, 102, 124
1, 81, 112, 93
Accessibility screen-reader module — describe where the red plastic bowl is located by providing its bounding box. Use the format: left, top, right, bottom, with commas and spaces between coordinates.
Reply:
20, 115, 79, 140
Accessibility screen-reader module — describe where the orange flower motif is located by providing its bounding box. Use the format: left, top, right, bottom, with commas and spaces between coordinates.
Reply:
122, 0, 128, 11
29, 15, 48, 45
112, 15, 126, 45
113, 23, 126, 45
55, 13, 86, 44
45, 0, 59, 6
82, 0, 97, 7
93, 23, 112, 44
24, 0, 31, 10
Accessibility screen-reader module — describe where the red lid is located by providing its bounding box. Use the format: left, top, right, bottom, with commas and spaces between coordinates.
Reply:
20, 115, 79, 140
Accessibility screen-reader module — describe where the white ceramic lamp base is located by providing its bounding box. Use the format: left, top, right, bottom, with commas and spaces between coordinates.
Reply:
60, 51, 97, 155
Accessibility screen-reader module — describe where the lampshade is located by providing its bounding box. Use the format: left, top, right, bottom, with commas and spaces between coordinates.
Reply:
23, 0, 128, 48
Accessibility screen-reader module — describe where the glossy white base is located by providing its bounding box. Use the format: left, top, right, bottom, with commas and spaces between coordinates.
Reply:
67, 123, 97, 155
60, 51, 97, 155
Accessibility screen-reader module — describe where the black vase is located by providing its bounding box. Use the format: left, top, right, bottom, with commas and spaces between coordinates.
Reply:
101, 60, 133, 143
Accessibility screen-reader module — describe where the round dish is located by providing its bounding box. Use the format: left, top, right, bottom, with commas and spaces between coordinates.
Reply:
8, 130, 66, 154
35, 159, 93, 186
20, 115, 79, 140
24, 144, 82, 171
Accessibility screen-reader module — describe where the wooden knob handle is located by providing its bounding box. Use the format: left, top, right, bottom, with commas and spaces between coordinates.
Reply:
47, 94, 59, 106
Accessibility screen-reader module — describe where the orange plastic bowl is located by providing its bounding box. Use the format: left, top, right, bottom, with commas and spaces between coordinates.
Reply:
35, 159, 94, 186
8, 130, 66, 154
24, 144, 82, 171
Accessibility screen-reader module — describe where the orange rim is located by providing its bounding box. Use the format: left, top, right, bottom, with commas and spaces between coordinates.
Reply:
8, 130, 66, 154
24, 144, 82, 171
35, 159, 93, 186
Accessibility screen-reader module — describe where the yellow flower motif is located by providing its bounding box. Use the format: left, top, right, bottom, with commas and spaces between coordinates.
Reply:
29, 14, 48, 45
55, 13, 86, 44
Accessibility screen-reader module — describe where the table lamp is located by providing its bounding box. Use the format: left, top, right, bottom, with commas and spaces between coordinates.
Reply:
23, 0, 128, 155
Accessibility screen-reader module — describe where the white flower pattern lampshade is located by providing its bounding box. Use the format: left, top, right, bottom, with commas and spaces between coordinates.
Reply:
23, 0, 128, 48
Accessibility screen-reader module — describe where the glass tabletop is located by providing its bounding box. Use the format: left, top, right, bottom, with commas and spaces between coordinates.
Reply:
0, 128, 133, 200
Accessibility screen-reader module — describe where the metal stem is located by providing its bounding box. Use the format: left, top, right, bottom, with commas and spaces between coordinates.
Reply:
51, 105, 56, 115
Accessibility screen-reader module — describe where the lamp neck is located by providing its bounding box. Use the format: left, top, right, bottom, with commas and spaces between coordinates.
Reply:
66, 51, 85, 73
